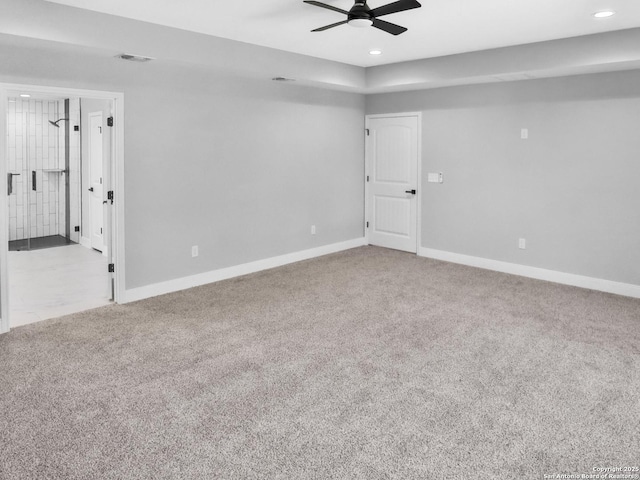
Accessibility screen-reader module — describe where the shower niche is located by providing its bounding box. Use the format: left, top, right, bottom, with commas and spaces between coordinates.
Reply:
6, 97, 81, 250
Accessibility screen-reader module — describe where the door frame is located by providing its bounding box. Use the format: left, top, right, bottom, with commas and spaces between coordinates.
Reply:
364, 112, 422, 253
0, 83, 126, 334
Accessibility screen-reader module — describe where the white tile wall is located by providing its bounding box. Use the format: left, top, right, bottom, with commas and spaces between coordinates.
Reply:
6, 98, 74, 242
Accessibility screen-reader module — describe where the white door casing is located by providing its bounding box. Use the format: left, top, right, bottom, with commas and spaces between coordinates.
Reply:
88, 112, 104, 253
0, 87, 8, 333
365, 114, 420, 253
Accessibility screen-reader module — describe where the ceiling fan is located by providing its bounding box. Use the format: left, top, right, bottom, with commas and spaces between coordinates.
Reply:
303, 0, 422, 36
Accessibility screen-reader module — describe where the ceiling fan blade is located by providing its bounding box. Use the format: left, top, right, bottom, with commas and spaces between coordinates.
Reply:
303, 1, 349, 16
311, 20, 349, 32
372, 18, 408, 35
370, 0, 421, 18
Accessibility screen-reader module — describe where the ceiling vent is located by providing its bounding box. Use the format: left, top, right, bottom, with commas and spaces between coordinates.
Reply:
115, 53, 155, 63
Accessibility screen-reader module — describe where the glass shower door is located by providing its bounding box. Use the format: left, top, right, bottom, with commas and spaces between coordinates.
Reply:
7, 97, 73, 251
7, 102, 30, 251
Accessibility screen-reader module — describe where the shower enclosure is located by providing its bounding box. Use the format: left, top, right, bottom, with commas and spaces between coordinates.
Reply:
6, 97, 80, 250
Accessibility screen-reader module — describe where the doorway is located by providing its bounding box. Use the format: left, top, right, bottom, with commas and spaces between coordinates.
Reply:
0, 84, 125, 333
365, 113, 421, 253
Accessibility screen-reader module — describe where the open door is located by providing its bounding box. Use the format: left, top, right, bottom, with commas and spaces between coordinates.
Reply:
88, 111, 104, 253
104, 107, 116, 301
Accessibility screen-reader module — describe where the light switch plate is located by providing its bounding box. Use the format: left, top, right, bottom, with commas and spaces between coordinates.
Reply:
428, 172, 440, 183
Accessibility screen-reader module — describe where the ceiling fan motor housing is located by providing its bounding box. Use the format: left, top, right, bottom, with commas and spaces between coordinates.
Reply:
348, 1, 372, 22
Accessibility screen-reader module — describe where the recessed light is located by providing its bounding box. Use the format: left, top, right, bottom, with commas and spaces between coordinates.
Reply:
369, 50, 382, 56
20, 94, 30, 98
594, 10, 615, 18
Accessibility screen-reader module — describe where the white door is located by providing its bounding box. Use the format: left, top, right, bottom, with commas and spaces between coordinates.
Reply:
366, 114, 419, 253
88, 112, 104, 252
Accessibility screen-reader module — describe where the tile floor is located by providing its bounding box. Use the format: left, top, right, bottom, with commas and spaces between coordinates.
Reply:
9, 234, 76, 251
9, 244, 111, 327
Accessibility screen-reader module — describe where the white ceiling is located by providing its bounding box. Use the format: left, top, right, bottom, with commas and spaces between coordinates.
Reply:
44, 0, 640, 67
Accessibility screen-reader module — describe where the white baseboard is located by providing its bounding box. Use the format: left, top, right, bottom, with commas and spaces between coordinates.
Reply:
79, 236, 91, 248
124, 237, 367, 303
419, 247, 640, 299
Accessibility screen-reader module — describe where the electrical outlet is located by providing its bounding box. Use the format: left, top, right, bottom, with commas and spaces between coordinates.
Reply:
191, 245, 199, 257
521, 128, 529, 139
428, 172, 444, 183
311, 225, 316, 235
518, 238, 526, 249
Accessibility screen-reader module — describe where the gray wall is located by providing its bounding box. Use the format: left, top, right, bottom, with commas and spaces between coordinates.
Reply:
367, 70, 640, 286
4, 0, 638, 293
1, 39, 365, 290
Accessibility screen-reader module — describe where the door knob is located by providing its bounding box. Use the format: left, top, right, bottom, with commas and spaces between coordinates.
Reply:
405, 189, 416, 194
88, 187, 94, 192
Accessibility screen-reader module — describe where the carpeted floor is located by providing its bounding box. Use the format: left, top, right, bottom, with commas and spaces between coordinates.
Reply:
1, 246, 638, 479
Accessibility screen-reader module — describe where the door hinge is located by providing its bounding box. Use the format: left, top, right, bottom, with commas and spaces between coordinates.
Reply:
108, 263, 115, 273
366, 175, 369, 182
366, 221, 369, 228
107, 191, 114, 204
107, 116, 114, 127
365, 128, 370, 136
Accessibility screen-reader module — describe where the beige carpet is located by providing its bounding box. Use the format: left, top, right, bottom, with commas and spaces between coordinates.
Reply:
1, 246, 638, 479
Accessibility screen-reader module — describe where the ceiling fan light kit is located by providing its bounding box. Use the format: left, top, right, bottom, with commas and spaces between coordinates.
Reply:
349, 18, 374, 27
304, 0, 422, 35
